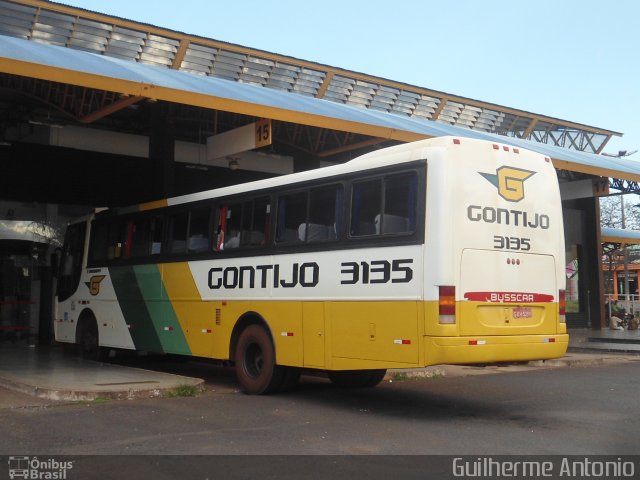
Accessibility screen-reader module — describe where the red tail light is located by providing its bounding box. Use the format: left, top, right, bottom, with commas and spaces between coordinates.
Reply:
439, 286, 456, 324
559, 290, 566, 323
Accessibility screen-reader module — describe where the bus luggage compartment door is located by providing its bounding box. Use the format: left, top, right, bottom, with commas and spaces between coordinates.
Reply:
458, 249, 558, 336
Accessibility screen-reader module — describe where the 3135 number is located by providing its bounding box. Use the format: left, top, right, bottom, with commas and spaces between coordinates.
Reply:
493, 235, 531, 251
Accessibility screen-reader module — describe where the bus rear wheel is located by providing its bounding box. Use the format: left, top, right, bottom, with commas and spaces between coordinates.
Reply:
235, 325, 285, 395
327, 369, 387, 388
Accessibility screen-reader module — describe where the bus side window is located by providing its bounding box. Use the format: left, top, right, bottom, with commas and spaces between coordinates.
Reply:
218, 204, 241, 250
168, 211, 188, 254
106, 222, 125, 259
350, 174, 417, 237
300, 185, 342, 242
241, 196, 270, 247
188, 207, 212, 253
57, 221, 87, 302
89, 221, 108, 263
350, 179, 381, 237
379, 173, 417, 234
130, 218, 149, 257
150, 216, 164, 255
276, 192, 307, 243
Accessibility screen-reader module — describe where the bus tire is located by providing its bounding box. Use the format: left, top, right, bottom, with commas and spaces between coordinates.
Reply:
234, 324, 284, 395
76, 313, 105, 362
327, 369, 387, 388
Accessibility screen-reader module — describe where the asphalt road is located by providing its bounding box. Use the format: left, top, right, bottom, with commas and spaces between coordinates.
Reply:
0, 361, 640, 479
1, 360, 639, 457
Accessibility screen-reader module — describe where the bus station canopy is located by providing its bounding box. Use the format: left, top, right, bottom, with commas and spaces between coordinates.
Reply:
601, 227, 640, 246
1, 33, 639, 182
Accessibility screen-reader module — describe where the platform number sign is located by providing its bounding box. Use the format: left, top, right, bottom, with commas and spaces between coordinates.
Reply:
255, 119, 272, 148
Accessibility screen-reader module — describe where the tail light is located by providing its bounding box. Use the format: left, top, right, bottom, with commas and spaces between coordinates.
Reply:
559, 290, 566, 323
439, 286, 456, 324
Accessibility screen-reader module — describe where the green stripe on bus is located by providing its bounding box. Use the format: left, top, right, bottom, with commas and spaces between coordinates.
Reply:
109, 266, 163, 353
133, 264, 191, 355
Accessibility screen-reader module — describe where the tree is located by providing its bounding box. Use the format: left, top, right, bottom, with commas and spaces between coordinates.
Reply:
600, 194, 640, 295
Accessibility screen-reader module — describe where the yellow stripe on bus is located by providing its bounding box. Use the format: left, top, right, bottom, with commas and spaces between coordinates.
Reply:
161, 262, 220, 357
139, 199, 169, 211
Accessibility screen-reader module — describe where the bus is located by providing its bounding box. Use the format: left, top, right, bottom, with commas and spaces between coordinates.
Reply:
55, 136, 568, 394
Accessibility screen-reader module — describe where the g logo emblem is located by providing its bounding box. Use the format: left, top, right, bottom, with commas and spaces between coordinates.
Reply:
480, 166, 535, 202
85, 275, 106, 296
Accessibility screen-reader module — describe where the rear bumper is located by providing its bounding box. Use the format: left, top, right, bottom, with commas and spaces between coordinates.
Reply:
424, 333, 569, 366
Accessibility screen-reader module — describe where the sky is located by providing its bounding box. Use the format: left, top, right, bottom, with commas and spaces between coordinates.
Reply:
59, 0, 640, 158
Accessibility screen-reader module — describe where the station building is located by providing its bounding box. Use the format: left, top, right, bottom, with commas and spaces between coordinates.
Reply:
0, 0, 638, 343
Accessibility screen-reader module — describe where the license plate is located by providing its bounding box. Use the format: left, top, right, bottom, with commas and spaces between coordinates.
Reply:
512, 307, 532, 319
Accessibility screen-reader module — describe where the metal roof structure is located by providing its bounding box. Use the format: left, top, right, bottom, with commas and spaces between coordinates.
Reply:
0, 0, 621, 155
2, 32, 640, 184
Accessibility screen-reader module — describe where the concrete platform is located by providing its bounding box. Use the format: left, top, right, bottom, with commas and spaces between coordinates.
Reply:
567, 328, 640, 353
0, 345, 204, 401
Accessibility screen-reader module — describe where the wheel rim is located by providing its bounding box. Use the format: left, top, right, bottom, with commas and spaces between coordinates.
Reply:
243, 342, 264, 379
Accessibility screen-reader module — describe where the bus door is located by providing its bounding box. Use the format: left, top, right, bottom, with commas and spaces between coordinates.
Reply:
302, 302, 325, 368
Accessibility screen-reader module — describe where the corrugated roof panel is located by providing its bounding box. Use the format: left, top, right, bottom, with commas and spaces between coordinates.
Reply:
379, 85, 400, 95
107, 38, 142, 52
217, 49, 246, 62
31, 32, 66, 47
0, 12, 32, 30
391, 106, 414, 115
180, 62, 209, 75
0, 23, 30, 38
0, 35, 636, 179
32, 21, 70, 38
437, 114, 458, 124
248, 56, 274, 67
139, 53, 172, 67
418, 96, 439, 107
346, 96, 370, 106
68, 38, 106, 54
370, 100, 392, 110
323, 91, 347, 103
71, 30, 109, 46
273, 63, 300, 73
148, 33, 179, 47
296, 78, 321, 91
75, 18, 113, 33
0, 1, 35, 18
181, 54, 212, 68
112, 26, 147, 40
267, 72, 294, 84
211, 65, 240, 80
398, 91, 421, 100
265, 79, 293, 90
292, 84, 317, 96
371, 95, 394, 106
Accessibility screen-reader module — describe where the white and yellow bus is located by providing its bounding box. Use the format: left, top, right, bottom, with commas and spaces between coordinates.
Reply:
55, 136, 568, 394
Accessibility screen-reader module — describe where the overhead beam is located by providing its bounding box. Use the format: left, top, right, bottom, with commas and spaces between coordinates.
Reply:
79, 95, 144, 123
171, 39, 190, 70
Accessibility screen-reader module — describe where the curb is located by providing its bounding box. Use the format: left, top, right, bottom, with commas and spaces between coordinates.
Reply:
0, 372, 205, 402
388, 352, 638, 380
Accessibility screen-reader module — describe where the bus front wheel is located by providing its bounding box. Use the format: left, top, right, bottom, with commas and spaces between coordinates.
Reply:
235, 325, 285, 395
76, 314, 105, 361
327, 369, 387, 388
